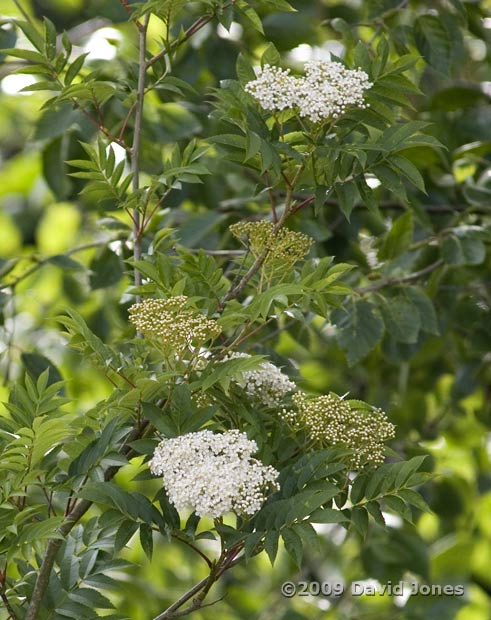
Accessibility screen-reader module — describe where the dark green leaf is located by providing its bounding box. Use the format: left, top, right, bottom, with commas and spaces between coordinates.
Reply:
21, 353, 63, 385
89, 247, 124, 289
414, 15, 451, 74
139, 523, 153, 560
379, 211, 414, 260
264, 530, 280, 565
351, 506, 369, 537
281, 527, 303, 567
380, 297, 421, 344
335, 181, 358, 220
333, 299, 385, 366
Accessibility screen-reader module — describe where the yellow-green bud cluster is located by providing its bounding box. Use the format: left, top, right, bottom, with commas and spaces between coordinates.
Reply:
129, 296, 221, 355
282, 392, 395, 469
230, 221, 313, 267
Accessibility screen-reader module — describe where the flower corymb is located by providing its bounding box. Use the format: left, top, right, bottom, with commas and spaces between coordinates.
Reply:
282, 392, 395, 468
128, 296, 221, 355
149, 429, 279, 518
245, 60, 372, 123
230, 220, 313, 267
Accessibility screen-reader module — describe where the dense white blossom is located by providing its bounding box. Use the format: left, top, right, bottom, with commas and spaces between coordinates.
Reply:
243, 64, 298, 112
245, 60, 372, 123
224, 352, 297, 407
149, 429, 279, 518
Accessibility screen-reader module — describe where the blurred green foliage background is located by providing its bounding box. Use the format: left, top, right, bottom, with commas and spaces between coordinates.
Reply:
1, 0, 491, 619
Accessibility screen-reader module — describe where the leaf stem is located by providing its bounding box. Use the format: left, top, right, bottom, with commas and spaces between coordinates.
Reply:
171, 534, 213, 568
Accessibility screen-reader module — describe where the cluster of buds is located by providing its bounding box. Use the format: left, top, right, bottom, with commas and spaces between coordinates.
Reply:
149, 429, 279, 518
128, 296, 221, 356
281, 392, 395, 469
245, 60, 372, 123
230, 221, 313, 267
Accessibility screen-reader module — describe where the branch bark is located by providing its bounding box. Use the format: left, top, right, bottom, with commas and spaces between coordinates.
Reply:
131, 14, 150, 293
24, 422, 148, 620
153, 552, 243, 620
0, 586, 18, 620
0, 239, 121, 292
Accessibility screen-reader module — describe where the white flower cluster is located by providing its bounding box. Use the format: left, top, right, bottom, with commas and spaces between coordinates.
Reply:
245, 61, 372, 123
244, 64, 298, 112
149, 429, 279, 518
224, 352, 297, 407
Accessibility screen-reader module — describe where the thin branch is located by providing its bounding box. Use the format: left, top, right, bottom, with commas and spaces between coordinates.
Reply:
185, 249, 246, 256
282, 191, 479, 215
119, 0, 143, 29
153, 576, 210, 620
0, 239, 120, 292
141, 188, 173, 231
12, 0, 30, 20
24, 421, 148, 620
290, 195, 315, 215
24, 501, 92, 620
145, 1, 239, 70
0, 586, 18, 620
146, 14, 214, 69
37, 478, 58, 517
219, 247, 267, 305
131, 13, 150, 293
118, 100, 138, 141
264, 172, 278, 223
356, 259, 445, 294
221, 214, 290, 304
153, 553, 243, 620
166, 596, 226, 619
223, 316, 276, 352
220, 164, 307, 305
75, 104, 132, 153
